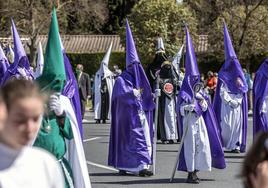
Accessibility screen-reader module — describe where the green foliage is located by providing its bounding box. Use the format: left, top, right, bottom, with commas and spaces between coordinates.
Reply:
105, 0, 139, 34
67, 52, 125, 76
208, 5, 268, 62
126, 0, 198, 65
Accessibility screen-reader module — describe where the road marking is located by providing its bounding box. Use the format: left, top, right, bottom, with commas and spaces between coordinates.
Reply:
83, 137, 101, 142
87, 161, 118, 172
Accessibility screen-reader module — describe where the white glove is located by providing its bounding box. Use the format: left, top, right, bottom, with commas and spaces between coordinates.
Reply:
133, 89, 141, 98
184, 104, 195, 112
229, 100, 239, 108
49, 94, 64, 116
199, 99, 208, 112
18, 67, 27, 78
154, 89, 161, 97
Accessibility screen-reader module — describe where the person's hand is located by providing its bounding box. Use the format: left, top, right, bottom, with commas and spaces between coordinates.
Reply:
250, 161, 268, 188
133, 89, 141, 98
184, 104, 195, 112
229, 100, 239, 108
49, 94, 64, 116
154, 89, 161, 97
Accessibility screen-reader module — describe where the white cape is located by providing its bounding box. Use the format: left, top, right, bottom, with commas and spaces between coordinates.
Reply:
60, 95, 91, 188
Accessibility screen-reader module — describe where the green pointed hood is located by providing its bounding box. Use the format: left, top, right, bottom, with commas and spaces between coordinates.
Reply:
36, 7, 65, 92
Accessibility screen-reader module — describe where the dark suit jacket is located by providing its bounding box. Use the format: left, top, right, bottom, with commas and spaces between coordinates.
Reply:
77, 72, 91, 101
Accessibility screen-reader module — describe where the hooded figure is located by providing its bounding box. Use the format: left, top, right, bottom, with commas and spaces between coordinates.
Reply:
108, 20, 155, 177
34, 8, 91, 188
213, 23, 248, 153
94, 42, 115, 123
147, 38, 179, 144
172, 45, 184, 87
0, 45, 10, 82
59, 34, 84, 139
253, 58, 268, 136
177, 26, 226, 184
33, 42, 44, 78
146, 37, 168, 88
1, 20, 33, 85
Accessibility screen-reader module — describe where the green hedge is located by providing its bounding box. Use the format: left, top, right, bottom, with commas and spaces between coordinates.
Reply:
67, 52, 126, 76
65, 51, 268, 77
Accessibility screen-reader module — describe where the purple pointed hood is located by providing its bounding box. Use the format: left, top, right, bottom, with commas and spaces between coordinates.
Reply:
60, 34, 83, 138
0, 45, 9, 79
0, 19, 33, 85
179, 26, 200, 103
125, 19, 153, 110
11, 19, 30, 70
218, 23, 248, 94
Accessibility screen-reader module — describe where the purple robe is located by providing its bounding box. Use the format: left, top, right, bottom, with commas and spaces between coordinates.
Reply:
253, 58, 268, 136
108, 19, 155, 170
62, 52, 83, 138
0, 52, 9, 82
213, 23, 248, 152
177, 26, 225, 171
108, 71, 154, 169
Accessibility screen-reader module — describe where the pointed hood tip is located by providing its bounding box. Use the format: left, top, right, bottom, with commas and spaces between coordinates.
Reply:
223, 23, 237, 60
185, 26, 199, 76
37, 7, 65, 92
102, 42, 113, 66
126, 19, 140, 67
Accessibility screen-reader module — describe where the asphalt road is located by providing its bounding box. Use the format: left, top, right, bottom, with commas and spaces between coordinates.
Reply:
83, 111, 253, 188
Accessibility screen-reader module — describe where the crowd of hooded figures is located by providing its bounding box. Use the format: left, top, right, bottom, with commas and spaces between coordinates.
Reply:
0, 7, 268, 188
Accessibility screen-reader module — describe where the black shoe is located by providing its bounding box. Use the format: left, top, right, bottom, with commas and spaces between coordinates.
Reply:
177, 139, 181, 143
231, 149, 240, 153
102, 120, 106, 124
96, 120, 101, 124
168, 140, 174, 144
161, 140, 168, 144
118, 170, 127, 175
186, 172, 199, 184
193, 170, 200, 182
138, 169, 153, 177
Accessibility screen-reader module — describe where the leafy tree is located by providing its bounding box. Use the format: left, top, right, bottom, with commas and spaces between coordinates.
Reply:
207, 1, 268, 69
0, 0, 108, 66
186, 0, 268, 69
127, 0, 198, 64
104, 0, 139, 34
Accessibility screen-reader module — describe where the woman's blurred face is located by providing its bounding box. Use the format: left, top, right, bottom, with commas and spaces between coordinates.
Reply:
0, 101, 7, 131
0, 97, 43, 149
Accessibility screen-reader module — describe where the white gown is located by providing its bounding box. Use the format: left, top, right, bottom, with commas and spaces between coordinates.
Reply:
180, 93, 211, 172
164, 97, 178, 140
220, 83, 243, 150
0, 143, 64, 188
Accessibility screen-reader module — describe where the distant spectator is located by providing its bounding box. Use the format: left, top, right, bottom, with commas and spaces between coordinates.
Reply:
241, 132, 268, 188
89, 74, 95, 111
113, 65, 122, 78
206, 71, 217, 101
243, 68, 253, 113
76, 64, 91, 119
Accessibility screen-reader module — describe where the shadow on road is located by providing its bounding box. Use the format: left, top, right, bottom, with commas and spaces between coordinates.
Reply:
224, 155, 245, 159
92, 178, 215, 185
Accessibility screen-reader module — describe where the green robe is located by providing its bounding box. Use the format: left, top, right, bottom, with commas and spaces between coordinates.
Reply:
34, 113, 74, 188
